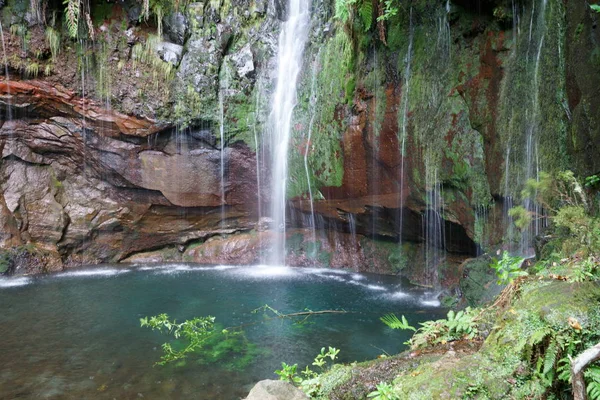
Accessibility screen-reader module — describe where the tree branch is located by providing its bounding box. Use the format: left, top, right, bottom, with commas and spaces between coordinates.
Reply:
572, 342, 600, 400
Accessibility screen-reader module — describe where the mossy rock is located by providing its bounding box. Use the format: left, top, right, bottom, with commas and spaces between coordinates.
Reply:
459, 255, 504, 307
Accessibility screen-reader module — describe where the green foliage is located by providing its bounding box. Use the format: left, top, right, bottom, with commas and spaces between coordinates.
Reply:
384, 308, 479, 350
490, 252, 527, 285
140, 313, 217, 365
25, 61, 40, 77
275, 362, 303, 384
585, 174, 600, 188
141, 313, 258, 369
275, 346, 340, 392
585, 365, 600, 399
367, 382, 400, 399
378, 0, 399, 22
358, 1, 374, 32
591, 4, 600, 13
64, 0, 80, 38
45, 27, 60, 60
132, 34, 175, 83
380, 314, 416, 331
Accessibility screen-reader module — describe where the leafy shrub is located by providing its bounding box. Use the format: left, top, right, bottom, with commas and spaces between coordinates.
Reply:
382, 308, 479, 350
490, 251, 527, 285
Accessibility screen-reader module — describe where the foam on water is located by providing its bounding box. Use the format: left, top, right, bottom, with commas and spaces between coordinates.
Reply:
56, 268, 130, 278
380, 291, 410, 300
229, 265, 301, 279
365, 284, 387, 291
420, 298, 441, 307
0, 277, 32, 288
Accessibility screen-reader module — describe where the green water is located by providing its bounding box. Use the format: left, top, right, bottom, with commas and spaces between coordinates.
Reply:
0, 265, 445, 399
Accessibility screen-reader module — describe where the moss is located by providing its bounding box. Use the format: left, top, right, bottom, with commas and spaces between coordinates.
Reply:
287, 27, 353, 198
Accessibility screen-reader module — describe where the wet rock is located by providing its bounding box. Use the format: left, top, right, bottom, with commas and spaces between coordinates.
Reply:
244, 380, 308, 400
230, 44, 255, 78
163, 12, 188, 45
156, 41, 184, 65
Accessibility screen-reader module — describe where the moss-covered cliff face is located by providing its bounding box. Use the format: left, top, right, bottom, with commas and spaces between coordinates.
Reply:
0, 0, 597, 278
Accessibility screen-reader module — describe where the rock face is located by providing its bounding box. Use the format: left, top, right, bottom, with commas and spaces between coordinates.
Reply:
244, 380, 308, 400
0, 79, 259, 268
0, 0, 597, 279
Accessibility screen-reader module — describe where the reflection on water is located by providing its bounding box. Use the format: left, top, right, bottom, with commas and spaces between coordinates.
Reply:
0, 265, 444, 399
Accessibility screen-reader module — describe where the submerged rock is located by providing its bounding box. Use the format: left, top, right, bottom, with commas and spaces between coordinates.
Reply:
244, 380, 308, 400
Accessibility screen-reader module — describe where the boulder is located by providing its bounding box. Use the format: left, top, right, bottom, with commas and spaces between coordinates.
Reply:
244, 380, 308, 400
163, 12, 188, 45
230, 44, 255, 78
156, 41, 184, 65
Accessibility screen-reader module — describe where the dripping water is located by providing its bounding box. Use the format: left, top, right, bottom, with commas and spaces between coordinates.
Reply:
398, 8, 414, 244
303, 51, 321, 246
0, 21, 11, 122
219, 67, 229, 232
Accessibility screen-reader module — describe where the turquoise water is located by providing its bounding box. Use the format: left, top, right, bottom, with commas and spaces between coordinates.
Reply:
0, 265, 445, 399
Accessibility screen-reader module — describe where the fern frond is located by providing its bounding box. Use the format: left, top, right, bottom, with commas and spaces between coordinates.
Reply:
358, 0, 373, 32
64, 0, 80, 38
380, 314, 416, 331
543, 339, 560, 375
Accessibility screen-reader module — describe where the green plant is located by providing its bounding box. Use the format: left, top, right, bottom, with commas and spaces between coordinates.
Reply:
64, 0, 81, 38
275, 362, 303, 384
25, 62, 40, 77
585, 174, 600, 188
490, 252, 528, 285
367, 382, 400, 399
380, 314, 416, 331
45, 27, 60, 60
383, 308, 479, 350
275, 346, 340, 388
591, 4, 600, 13
140, 313, 254, 367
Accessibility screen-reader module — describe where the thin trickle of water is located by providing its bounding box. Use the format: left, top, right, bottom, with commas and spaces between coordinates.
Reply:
398, 8, 414, 243
348, 213, 358, 271
423, 167, 444, 290
303, 51, 321, 245
0, 21, 11, 122
268, 0, 311, 265
253, 78, 263, 222
219, 69, 229, 231
520, 0, 547, 255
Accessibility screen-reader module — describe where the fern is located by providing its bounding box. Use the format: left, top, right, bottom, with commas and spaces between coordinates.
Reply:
585, 365, 600, 400
64, 0, 80, 38
381, 314, 416, 331
358, 0, 373, 32
543, 339, 560, 375
529, 326, 552, 346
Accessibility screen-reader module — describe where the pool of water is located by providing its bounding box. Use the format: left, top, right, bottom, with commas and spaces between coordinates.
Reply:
0, 264, 445, 399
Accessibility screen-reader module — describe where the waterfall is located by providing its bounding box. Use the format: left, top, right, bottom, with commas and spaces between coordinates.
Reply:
268, 0, 311, 265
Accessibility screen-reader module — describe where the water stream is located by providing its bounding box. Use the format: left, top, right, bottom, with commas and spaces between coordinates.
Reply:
268, 0, 311, 265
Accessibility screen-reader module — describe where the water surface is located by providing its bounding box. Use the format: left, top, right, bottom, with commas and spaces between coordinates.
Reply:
0, 265, 444, 399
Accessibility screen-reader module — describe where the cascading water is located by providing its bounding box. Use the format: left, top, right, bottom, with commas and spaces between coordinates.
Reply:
268, 0, 311, 265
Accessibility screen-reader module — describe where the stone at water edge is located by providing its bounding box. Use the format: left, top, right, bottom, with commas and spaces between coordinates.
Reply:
244, 379, 308, 400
